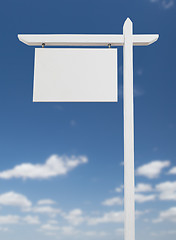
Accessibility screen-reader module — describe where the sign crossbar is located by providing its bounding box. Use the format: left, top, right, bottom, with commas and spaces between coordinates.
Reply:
18, 34, 158, 46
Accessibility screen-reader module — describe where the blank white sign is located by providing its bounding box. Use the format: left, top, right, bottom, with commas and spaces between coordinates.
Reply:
33, 48, 117, 102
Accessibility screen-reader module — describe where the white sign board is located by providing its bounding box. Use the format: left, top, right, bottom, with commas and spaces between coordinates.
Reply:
33, 48, 117, 102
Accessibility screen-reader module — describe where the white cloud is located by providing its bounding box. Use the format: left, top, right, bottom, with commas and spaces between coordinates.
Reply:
168, 167, 176, 175
39, 219, 59, 233
136, 69, 143, 76
115, 228, 124, 235
153, 207, 176, 223
44, 232, 57, 236
133, 86, 144, 97
102, 197, 123, 206
167, 230, 176, 235
61, 226, 79, 236
115, 185, 123, 193
70, 120, 76, 127
156, 181, 176, 201
0, 227, 8, 232
115, 188, 122, 193
151, 230, 176, 236
84, 231, 108, 237
85, 209, 148, 226
135, 183, 153, 193
135, 193, 156, 203
87, 211, 124, 225
40, 223, 107, 237
150, 0, 174, 9
0, 192, 31, 209
63, 209, 84, 226
136, 210, 150, 217
40, 223, 59, 231
47, 219, 58, 225
0, 215, 20, 224
162, 0, 174, 9
37, 199, 56, 205
0, 214, 40, 226
98, 231, 109, 237
119, 85, 144, 98
136, 160, 170, 179
26, 206, 61, 217
23, 215, 40, 224
84, 231, 97, 237
54, 105, 63, 111
0, 154, 88, 180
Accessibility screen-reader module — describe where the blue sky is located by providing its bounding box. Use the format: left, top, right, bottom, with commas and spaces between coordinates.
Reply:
0, 0, 175, 239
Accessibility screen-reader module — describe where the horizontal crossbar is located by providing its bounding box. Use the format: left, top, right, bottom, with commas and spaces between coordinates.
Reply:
18, 34, 159, 47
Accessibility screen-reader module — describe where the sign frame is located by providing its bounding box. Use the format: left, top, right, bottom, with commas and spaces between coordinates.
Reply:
18, 18, 159, 240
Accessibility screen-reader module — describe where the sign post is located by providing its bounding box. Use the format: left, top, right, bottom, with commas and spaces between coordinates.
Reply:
123, 18, 135, 240
18, 18, 159, 240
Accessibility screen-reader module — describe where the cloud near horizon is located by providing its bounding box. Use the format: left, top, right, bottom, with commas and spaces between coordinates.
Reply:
87, 211, 124, 225
0, 154, 88, 180
153, 207, 176, 223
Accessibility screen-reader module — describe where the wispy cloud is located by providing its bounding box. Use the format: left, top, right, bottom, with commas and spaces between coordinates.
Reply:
136, 68, 143, 76
70, 120, 76, 127
54, 105, 63, 111
84, 231, 108, 237
40, 224, 80, 236
0, 154, 88, 180
133, 87, 144, 97
87, 211, 124, 225
23, 215, 40, 224
151, 230, 176, 236
118, 85, 144, 99
40, 222, 109, 238
61, 226, 79, 236
115, 185, 123, 193
136, 160, 170, 179
0, 214, 40, 226
115, 228, 124, 236
40, 223, 60, 231
150, 0, 174, 9
105, 183, 155, 205
0, 215, 20, 224
25, 206, 61, 217
37, 199, 56, 205
102, 197, 123, 206
0, 227, 8, 232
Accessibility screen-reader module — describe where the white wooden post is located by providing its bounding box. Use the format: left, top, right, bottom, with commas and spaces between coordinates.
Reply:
123, 18, 135, 240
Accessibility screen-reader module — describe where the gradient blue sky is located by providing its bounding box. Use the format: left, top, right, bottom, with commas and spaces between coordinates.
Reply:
0, 0, 175, 239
